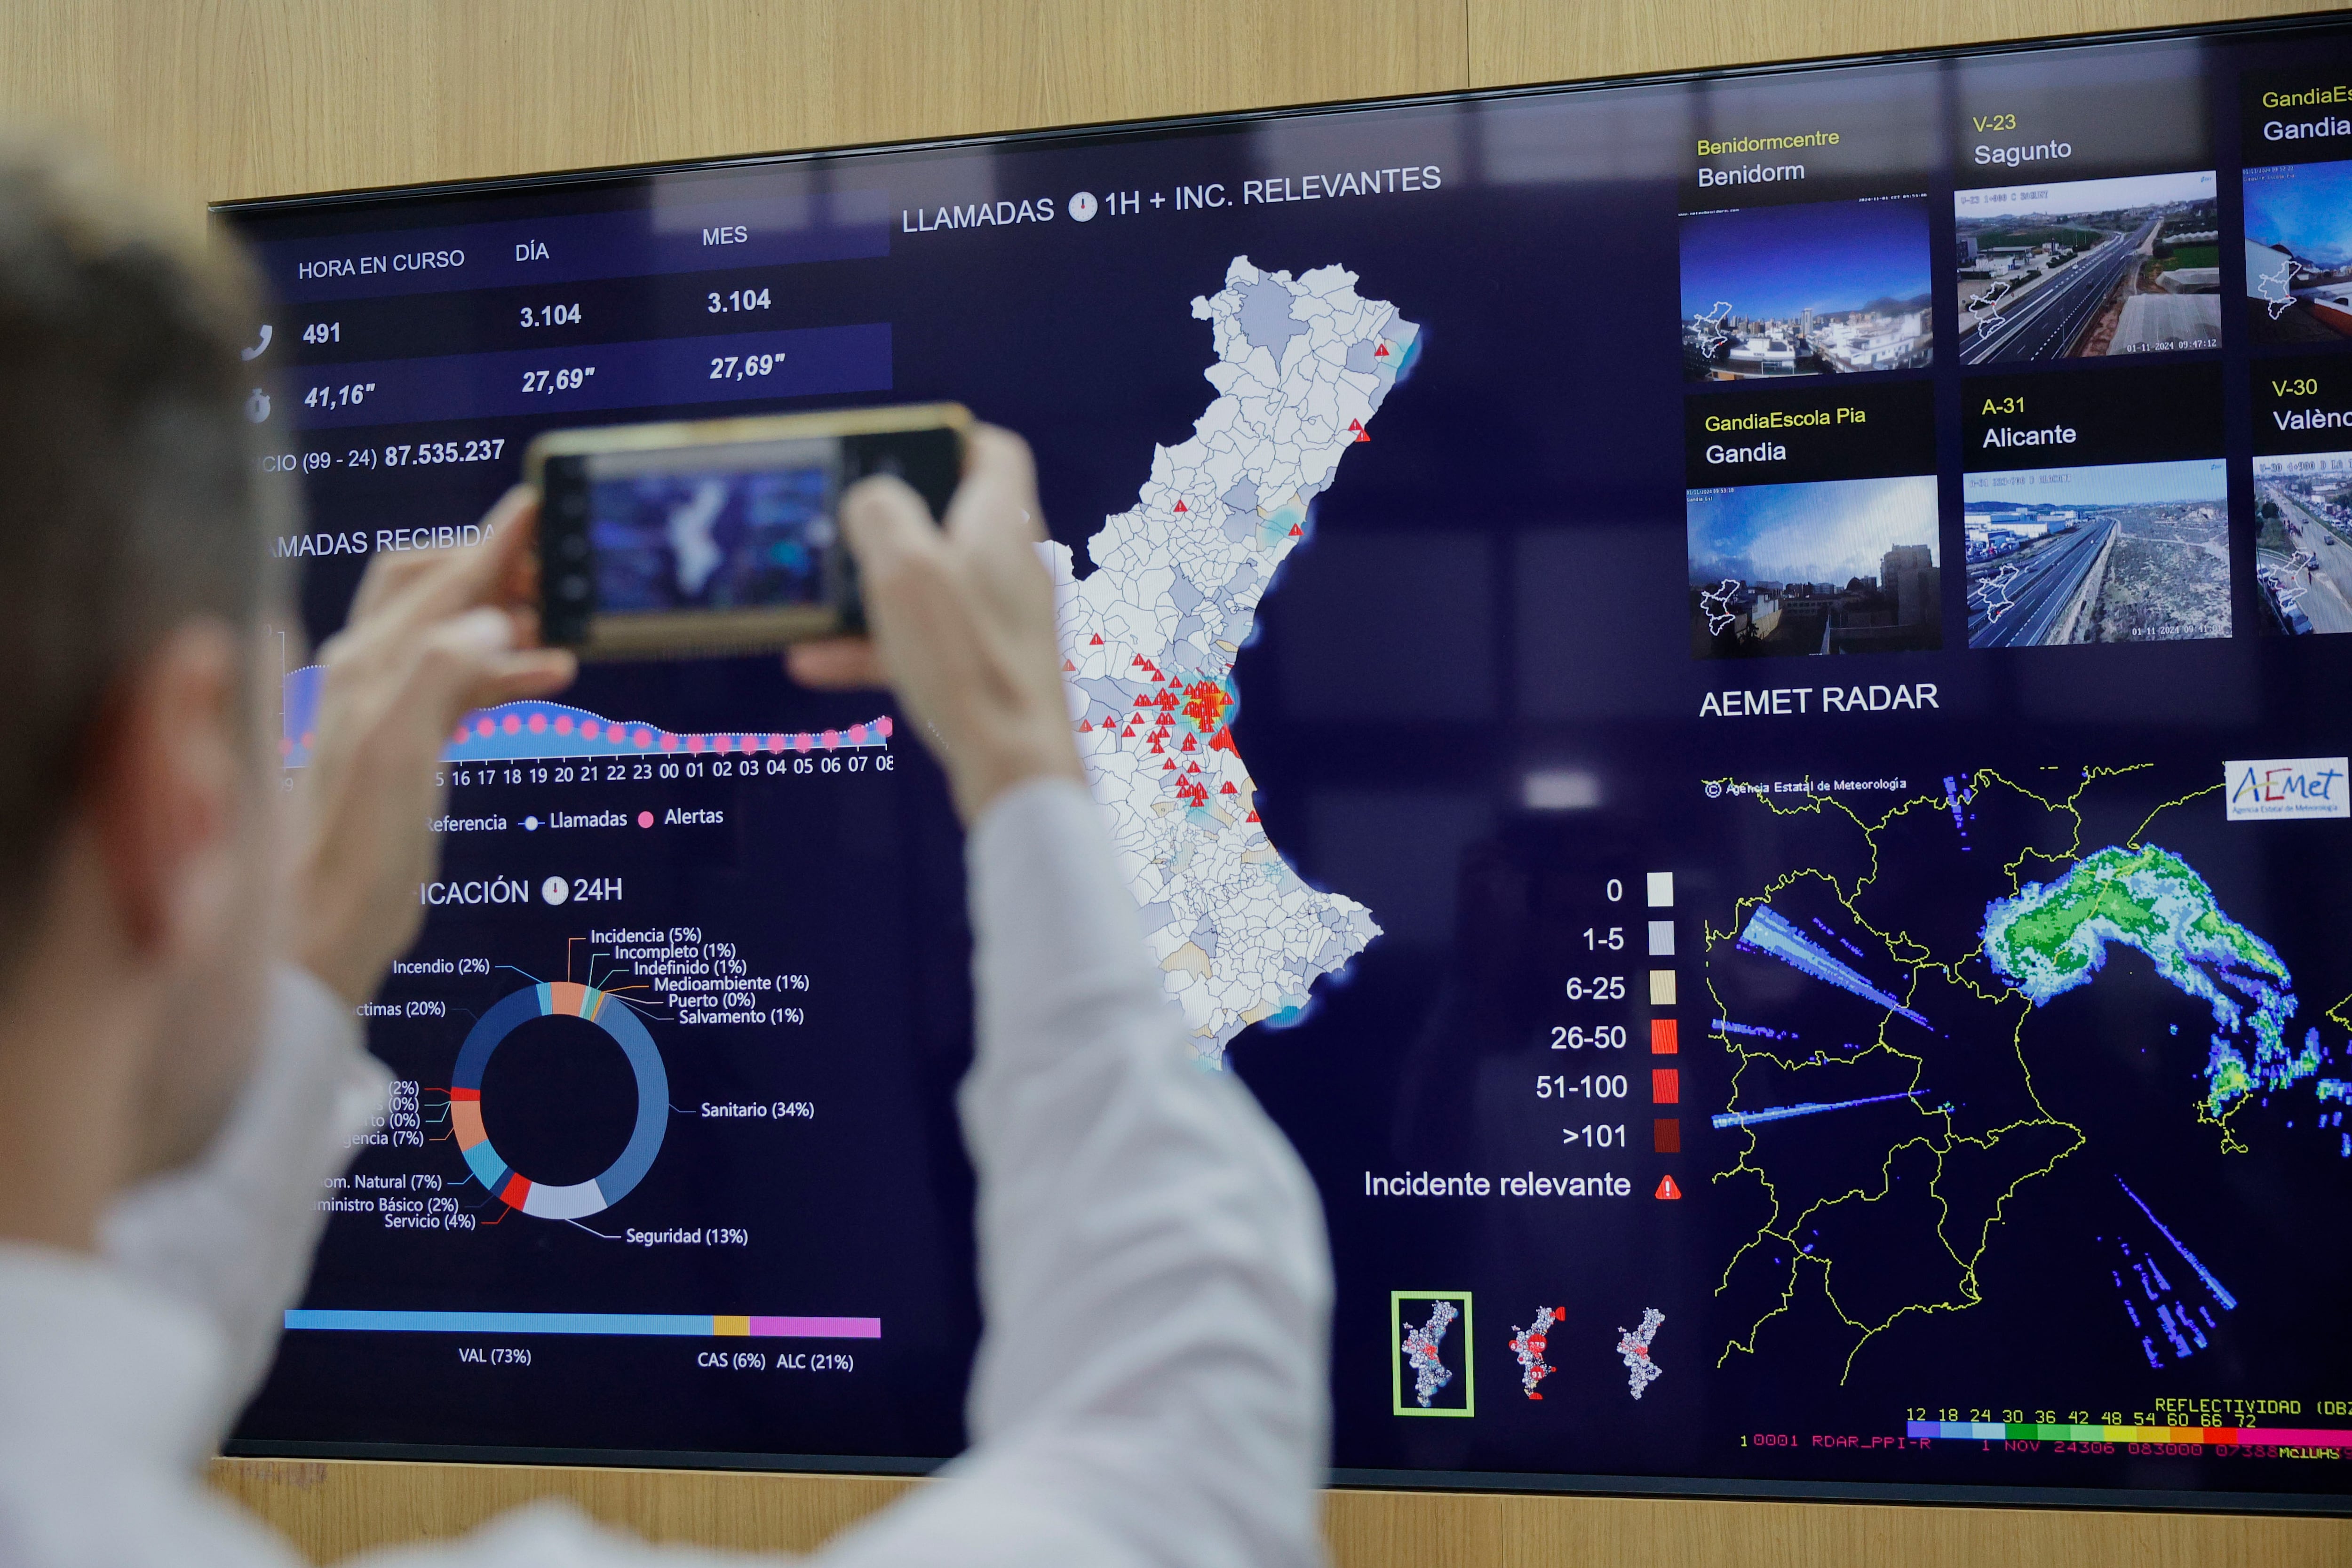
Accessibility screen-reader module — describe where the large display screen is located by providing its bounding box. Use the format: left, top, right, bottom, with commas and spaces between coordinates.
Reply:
222, 15, 2352, 1512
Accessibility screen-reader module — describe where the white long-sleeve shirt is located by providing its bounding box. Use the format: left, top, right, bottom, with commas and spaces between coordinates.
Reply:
0, 778, 1333, 1568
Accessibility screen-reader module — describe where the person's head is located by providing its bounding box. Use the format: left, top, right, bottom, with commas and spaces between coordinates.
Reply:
0, 141, 290, 1205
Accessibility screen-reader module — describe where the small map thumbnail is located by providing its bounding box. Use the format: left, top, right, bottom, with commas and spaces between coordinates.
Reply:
1964, 459, 2230, 646
1680, 196, 1934, 381
1509, 1305, 1560, 1400
2254, 451, 2352, 633
1687, 475, 1941, 658
1955, 170, 2219, 362
1616, 1307, 1666, 1400
2244, 159, 2352, 346
1391, 1291, 1473, 1416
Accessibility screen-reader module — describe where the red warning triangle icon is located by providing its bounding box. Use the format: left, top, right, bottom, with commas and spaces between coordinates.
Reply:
1173, 500, 1188, 513
1089, 634, 1104, 645
1655, 1174, 1682, 1201
1374, 342, 1390, 358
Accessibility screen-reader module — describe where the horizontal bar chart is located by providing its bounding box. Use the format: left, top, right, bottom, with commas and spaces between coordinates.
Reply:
286, 1309, 881, 1338
1906, 1420, 2350, 1447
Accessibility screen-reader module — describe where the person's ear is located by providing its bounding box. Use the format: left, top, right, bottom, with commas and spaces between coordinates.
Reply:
89, 620, 247, 957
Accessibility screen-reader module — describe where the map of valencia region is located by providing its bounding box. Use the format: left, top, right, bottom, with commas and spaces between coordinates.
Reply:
1050, 256, 1421, 1063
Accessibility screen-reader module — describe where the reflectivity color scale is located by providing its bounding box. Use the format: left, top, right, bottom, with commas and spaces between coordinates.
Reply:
1907, 1420, 2352, 1447
285, 1310, 881, 1338
278, 663, 892, 767
453, 982, 667, 1220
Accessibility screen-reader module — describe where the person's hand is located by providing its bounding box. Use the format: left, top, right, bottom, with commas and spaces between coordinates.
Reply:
789, 426, 1083, 825
289, 488, 577, 1004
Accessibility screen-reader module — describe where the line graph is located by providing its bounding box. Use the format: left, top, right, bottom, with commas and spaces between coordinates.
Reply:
278, 663, 892, 768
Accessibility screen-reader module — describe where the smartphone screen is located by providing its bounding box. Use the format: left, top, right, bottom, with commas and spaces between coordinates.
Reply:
585, 437, 841, 613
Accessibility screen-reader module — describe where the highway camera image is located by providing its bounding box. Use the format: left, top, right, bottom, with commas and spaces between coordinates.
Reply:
1955, 171, 2220, 362
2244, 159, 2352, 346
1964, 458, 2232, 647
2255, 452, 2352, 634
1687, 475, 1941, 657
1680, 197, 1934, 381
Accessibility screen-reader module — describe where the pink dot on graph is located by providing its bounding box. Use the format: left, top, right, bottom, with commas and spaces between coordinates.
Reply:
475, 717, 493, 737
581, 721, 601, 740
795, 733, 813, 753
501, 714, 521, 734
637, 811, 654, 828
661, 733, 679, 752
821, 729, 840, 750
554, 715, 574, 734
686, 734, 704, 754
633, 727, 652, 748
528, 713, 548, 733
876, 716, 894, 738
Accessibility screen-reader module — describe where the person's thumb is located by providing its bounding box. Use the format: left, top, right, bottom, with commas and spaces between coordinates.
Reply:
841, 473, 941, 587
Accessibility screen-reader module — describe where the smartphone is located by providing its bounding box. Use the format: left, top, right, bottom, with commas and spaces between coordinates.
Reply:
527, 403, 970, 656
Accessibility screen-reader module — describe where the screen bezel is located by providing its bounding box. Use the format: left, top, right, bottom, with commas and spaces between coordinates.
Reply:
215, 8, 2352, 1517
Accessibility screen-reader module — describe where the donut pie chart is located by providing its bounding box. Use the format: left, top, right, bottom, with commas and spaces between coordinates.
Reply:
451, 983, 668, 1219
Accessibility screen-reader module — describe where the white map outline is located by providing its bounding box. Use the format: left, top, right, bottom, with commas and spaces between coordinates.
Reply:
1971, 562, 2023, 623
1965, 279, 2012, 332
1049, 257, 1420, 1064
2255, 255, 2303, 321
1699, 577, 1742, 635
1692, 301, 1732, 358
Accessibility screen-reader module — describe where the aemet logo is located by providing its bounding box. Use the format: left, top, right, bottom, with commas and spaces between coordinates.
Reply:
2225, 757, 2350, 821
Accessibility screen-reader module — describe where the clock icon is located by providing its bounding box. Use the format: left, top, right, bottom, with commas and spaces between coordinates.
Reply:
1068, 191, 1098, 223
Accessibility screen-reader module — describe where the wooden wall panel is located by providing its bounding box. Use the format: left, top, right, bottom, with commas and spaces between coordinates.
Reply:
0, 0, 1469, 216
0, 0, 2338, 1561
1469, 0, 2330, 88
209, 1459, 2352, 1566
209, 1462, 919, 1561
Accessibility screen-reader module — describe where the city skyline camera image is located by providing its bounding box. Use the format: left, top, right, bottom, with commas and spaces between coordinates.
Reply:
1687, 475, 1941, 658
2254, 451, 2352, 634
2245, 159, 2352, 346
1680, 197, 1934, 382
1955, 170, 2220, 363
1965, 458, 2231, 647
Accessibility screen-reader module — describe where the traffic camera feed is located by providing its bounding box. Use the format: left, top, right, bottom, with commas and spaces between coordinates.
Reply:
223, 15, 2352, 1514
